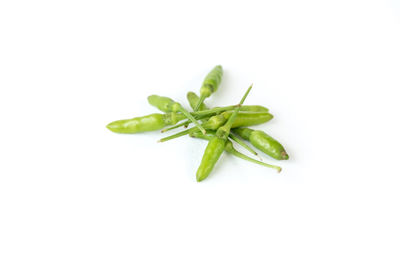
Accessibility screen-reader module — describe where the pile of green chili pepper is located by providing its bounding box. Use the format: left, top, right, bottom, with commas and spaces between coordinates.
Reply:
107, 66, 289, 182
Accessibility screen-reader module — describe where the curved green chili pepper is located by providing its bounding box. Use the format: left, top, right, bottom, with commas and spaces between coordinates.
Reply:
190, 131, 281, 172
233, 128, 289, 160
194, 65, 223, 111
147, 94, 206, 134
106, 113, 185, 134
196, 84, 252, 181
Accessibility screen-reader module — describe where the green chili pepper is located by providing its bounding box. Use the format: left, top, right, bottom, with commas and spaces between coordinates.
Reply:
233, 128, 289, 160
166, 112, 266, 136
196, 84, 252, 181
203, 111, 273, 130
162, 106, 270, 133
106, 113, 186, 134
158, 111, 273, 142
147, 94, 206, 134
196, 137, 226, 181
165, 110, 272, 137
190, 131, 281, 172
194, 65, 223, 111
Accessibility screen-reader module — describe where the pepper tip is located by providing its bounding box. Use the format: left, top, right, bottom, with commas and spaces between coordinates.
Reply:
281, 151, 289, 160
106, 122, 119, 133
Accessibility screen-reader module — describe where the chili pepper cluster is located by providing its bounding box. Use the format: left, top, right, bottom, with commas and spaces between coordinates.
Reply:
107, 66, 289, 182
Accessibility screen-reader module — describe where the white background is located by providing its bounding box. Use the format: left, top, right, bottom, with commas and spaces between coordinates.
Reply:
1, 0, 400, 266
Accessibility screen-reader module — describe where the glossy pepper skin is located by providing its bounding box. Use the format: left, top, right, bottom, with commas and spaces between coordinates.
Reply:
196, 136, 226, 182
106, 113, 185, 134
233, 128, 289, 160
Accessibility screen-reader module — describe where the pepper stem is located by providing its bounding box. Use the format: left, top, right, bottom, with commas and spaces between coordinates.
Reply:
162, 106, 232, 133
230, 149, 282, 172
177, 106, 206, 134
228, 133, 261, 160
158, 128, 192, 142
161, 120, 190, 133
194, 94, 207, 111
191, 105, 237, 117
217, 84, 253, 139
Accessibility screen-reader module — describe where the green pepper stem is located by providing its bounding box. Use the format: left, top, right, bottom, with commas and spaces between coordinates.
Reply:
194, 94, 207, 111
177, 106, 206, 135
191, 105, 238, 117
228, 133, 261, 160
217, 84, 253, 139
158, 128, 192, 142
230, 149, 282, 172
160, 108, 225, 133
225, 84, 252, 128
161, 106, 232, 133
161, 120, 190, 133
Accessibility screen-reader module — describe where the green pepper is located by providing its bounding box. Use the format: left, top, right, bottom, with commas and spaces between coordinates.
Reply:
194, 65, 223, 111
204, 111, 273, 129
106, 113, 185, 134
196, 137, 226, 181
233, 128, 289, 160
158, 112, 273, 142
